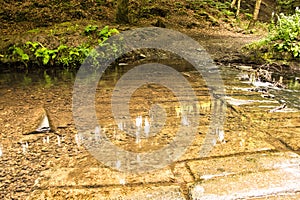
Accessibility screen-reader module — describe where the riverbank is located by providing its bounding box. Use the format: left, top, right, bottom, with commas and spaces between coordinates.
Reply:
0, 0, 279, 70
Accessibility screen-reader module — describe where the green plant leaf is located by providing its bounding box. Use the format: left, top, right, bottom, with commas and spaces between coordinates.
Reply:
84, 25, 98, 35
21, 54, 29, 61
99, 25, 109, 37
26, 41, 40, 51
57, 44, 68, 51
43, 54, 50, 65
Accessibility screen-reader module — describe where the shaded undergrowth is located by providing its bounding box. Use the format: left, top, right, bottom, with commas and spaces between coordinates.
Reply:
1, 25, 119, 68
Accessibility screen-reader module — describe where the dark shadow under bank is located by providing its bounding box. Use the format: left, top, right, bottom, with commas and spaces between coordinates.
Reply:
1, 55, 299, 78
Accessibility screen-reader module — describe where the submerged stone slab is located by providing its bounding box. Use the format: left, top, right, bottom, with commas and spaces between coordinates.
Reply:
250, 192, 300, 200
30, 185, 185, 200
188, 152, 300, 199
172, 162, 194, 184
39, 167, 175, 187
266, 113, 300, 151
187, 152, 300, 180
189, 166, 300, 199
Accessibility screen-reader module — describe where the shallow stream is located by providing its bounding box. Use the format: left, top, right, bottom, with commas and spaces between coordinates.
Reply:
0, 60, 299, 199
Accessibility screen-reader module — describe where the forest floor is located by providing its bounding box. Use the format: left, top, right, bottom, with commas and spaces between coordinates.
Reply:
0, 0, 280, 69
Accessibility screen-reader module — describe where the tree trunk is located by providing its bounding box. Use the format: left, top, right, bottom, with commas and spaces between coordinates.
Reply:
231, 0, 237, 9
236, 0, 242, 18
253, 0, 262, 21
248, 0, 262, 28
116, 0, 129, 24
231, 0, 242, 19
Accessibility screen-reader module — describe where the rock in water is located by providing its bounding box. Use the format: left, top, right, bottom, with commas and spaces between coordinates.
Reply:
23, 107, 51, 135
36, 113, 51, 132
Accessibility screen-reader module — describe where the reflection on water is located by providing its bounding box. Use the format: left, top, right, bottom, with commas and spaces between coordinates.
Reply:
57, 136, 61, 146
235, 68, 300, 110
118, 175, 126, 185
74, 134, 81, 147
0, 68, 76, 87
144, 117, 150, 137
226, 96, 277, 106
22, 142, 29, 154
42, 136, 50, 144
218, 128, 225, 143
0, 144, 3, 157
94, 126, 101, 141
116, 160, 121, 169
0, 62, 299, 199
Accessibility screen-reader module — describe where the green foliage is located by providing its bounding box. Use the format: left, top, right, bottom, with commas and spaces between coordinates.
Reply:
43, 71, 53, 88
27, 28, 40, 33
247, 8, 300, 61
271, 8, 300, 58
5, 26, 119, 68
9, 45, 29, 62
245, 13, 253, 20
62, 44, 91, 66
35, 47, 58, 65
26, 41, 41, 52
98, 25, 119, 43
84, 25, 119, 45
269, 8, 300, 58
288, 78, 300, 90
84, 25, 98, 35
222, 10, 235, 17
276, 0, 298, 15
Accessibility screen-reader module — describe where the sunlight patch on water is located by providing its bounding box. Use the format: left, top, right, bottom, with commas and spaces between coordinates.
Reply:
200, 172, 235, 180
226, 97, 277, 106
118, 176, 126, 185
144, 117, 150, 137
42, 136, 50, 144
190, 184, 205, 199
116, 160, 121, 170
135, 116, 143, 127
270, 107, 299, 113
0, 144, 3, 157
136, 154, 141, 163
74, 134, 81, 147
181, 114, 190, 126
22, 142, 29, 154
57, 136, 61, 146
94, 126, 101, 141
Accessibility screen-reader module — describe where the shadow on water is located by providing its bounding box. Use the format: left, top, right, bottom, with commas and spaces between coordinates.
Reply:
0, 68, 76, 88
0, 59, 194, 87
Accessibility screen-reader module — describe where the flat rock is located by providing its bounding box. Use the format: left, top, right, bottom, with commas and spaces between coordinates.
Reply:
29, 185, 185, 200
39, 167, 175, 187
188, 152, 300, 199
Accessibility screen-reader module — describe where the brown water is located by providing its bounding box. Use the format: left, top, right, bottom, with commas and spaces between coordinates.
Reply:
0, 61, 299, 199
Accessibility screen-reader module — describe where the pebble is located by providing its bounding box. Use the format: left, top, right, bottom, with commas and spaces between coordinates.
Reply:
0, 130, 80, 199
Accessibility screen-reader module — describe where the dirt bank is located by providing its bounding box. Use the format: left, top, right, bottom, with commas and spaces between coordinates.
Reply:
0, 0, 274, 69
